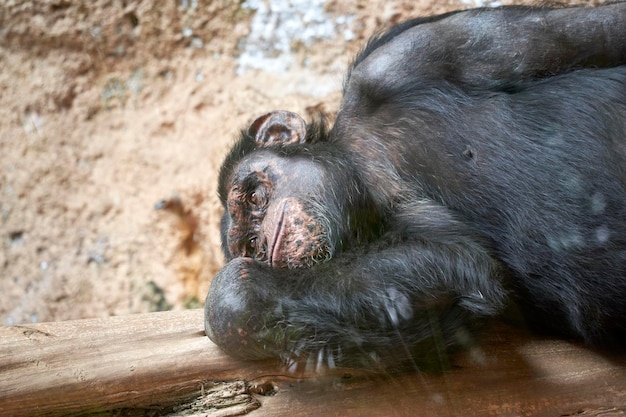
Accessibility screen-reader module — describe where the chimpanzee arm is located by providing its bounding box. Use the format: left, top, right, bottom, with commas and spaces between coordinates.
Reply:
205, 202, 506, 369
348, 3, 626, 95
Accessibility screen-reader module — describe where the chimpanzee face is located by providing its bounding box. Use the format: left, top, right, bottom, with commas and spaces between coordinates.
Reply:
222, 150, 334, 269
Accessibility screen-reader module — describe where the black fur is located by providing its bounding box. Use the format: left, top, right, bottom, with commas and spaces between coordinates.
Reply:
206, 3, 626, 370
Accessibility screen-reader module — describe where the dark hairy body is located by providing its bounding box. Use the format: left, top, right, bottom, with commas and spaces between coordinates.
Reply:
205, 3, 626, 370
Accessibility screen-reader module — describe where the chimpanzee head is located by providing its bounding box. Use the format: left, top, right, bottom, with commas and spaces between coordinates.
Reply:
217, 111, 381, 269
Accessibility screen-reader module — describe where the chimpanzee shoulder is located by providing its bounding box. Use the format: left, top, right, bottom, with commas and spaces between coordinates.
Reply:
349, 6, 535, 74
349, 11, 462, 74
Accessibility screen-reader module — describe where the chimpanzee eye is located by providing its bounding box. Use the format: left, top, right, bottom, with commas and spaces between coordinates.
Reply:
246, 236, 259, 256
246, 235, 268, 262
248, 187, 267, 209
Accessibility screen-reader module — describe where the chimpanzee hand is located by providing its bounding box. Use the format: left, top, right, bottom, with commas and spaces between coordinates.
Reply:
204, 257, 291, 361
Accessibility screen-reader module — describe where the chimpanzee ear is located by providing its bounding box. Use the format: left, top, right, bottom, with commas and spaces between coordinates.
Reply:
247, 110, 307, 146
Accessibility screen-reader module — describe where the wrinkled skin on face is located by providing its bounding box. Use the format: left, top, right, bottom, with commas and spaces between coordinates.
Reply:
223, 151, 332, 269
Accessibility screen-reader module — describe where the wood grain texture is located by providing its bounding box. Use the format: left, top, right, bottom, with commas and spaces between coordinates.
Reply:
0, 309, 624, 416
0, 309, 277, 416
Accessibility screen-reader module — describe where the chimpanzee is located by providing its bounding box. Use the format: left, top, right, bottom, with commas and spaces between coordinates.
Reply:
205, 3, 626, 370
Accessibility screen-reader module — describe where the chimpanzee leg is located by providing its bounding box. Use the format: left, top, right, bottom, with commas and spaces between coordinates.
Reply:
348, 3, 626, 97
205, 202, 506, 368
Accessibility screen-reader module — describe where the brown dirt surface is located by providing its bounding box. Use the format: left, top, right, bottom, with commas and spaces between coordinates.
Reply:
0, 0, 602, 325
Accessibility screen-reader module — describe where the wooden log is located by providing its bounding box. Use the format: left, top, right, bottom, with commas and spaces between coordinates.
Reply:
1, 309, 625, 416
0, 309, 278, 416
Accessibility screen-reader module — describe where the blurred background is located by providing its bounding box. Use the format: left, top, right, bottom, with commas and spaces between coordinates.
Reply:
0, 0, 604, 325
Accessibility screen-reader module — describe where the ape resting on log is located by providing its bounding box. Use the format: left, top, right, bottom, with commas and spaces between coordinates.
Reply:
205, 3, 626, 370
